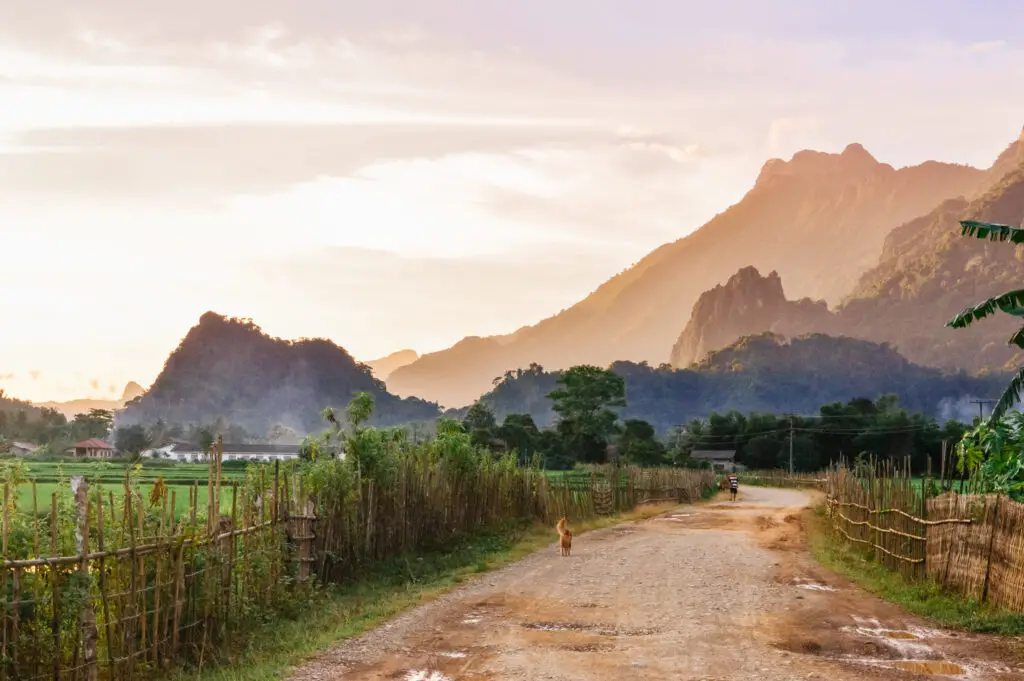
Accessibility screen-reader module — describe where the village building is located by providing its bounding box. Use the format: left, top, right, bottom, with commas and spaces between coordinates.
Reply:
70, 438, 116, 459
10, 442, 39, 456
690, 449, 742, 472
142, 442, 302, 463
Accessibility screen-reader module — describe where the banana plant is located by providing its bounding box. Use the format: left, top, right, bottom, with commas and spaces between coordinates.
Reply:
947, 220, 1024, 422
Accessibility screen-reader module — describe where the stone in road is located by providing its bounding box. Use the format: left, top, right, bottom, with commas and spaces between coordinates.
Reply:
287, 487, 1024, 681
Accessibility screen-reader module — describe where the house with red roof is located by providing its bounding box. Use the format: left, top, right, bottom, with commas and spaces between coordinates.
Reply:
69, 438, 115, 459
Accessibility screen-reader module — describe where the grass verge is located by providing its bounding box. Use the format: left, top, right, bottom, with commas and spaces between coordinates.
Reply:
806, 506, 1024, 636
168, 502, 680, 681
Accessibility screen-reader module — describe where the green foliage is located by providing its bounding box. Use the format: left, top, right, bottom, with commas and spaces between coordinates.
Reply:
462, 401, 498, 447
548, 365, 625, 464
114, 424, 151, 455
956, 412, 1024, 501
946, 219, 1024, 422
616, 419, 665, 467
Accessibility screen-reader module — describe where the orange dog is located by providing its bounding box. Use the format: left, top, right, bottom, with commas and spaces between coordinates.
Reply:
556, 517, 572, 557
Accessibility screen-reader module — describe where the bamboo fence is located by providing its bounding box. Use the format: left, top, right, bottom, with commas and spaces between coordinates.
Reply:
824, 457, 1024, 612
0, 445, 715, 680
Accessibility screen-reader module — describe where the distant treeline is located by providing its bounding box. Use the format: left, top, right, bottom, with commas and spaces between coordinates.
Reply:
454, 334, 1001, 435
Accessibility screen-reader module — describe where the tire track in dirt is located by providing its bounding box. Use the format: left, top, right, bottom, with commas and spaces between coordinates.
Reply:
287, 487, 1024, 681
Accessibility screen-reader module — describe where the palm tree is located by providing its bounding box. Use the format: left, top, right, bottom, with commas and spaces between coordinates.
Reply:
947, 219, 1024, 421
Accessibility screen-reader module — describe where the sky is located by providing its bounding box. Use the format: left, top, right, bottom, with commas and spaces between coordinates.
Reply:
1, 0, 1023, 402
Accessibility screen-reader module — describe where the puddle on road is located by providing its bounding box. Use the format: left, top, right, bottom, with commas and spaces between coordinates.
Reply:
561, 642, 615, 653
404, 671, 451, 681
438, 652, 466, 659
522, 621, 660, 637
793, 577, 837, 592
836, 617, 967, 677
523, 621, 594, 632
894, 660, 965, 675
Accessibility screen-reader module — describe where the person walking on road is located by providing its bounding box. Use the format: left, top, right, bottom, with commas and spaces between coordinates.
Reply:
727, 472, 739, 501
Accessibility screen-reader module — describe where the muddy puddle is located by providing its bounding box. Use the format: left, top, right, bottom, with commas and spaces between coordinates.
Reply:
838, 617, 969, 677
522, 621, 659, 637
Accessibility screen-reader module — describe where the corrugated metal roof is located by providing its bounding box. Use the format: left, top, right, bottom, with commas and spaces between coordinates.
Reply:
690, 450, 736, 461
74, 438, 113, 449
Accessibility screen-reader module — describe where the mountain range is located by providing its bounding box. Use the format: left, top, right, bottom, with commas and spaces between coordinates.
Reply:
365, 350, 419, 380
386, 132, 1023, 408
673, 159, 1024, 372
34, 382, 146, 419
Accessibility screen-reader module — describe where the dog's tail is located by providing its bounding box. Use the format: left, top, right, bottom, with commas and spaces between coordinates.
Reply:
556, 517, 570, 537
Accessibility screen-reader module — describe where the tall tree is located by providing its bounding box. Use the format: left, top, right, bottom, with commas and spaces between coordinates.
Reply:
617, 419, 665, 466
947, 220, 1024, 421
548, 365, 626, 464
115, 425, 151, 456
71, 408, 113, 440
462, 401, 497, 447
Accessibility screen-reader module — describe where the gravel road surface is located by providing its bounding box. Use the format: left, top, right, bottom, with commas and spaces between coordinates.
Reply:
287, 487, 1023, 681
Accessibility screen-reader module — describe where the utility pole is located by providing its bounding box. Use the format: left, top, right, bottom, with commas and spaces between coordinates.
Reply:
786, 414, 795, 474
969, 399, 997, 423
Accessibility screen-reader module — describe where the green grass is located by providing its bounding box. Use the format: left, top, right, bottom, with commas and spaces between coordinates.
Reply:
165, 502, 682, 681
11, 481, 238, 519
4, 460, 266, 518
807, 506, 1024, 636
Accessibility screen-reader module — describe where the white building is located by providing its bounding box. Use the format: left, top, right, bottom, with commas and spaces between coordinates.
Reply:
143, 442, 301, 463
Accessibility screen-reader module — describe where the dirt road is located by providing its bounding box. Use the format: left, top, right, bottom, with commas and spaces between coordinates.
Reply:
288, 487, 1024, 681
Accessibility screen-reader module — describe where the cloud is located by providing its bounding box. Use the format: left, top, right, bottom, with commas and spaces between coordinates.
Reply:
89, 378, 100, 390
0, 373, 14, 381
28, 370, 41, 381
968, 40, 1007, 53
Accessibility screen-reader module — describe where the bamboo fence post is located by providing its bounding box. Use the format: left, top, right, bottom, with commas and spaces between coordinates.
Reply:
124, 478, 138, 681
32, 482, 40, 681
225, 483, 237, 637
2, 483, 8, 681
50, 493, 59, 681
96, 490, 115, 681
135, 496, 146, 662
151, 489, 165, 666
982, 494, 1002, 604
73, 477, 98, 681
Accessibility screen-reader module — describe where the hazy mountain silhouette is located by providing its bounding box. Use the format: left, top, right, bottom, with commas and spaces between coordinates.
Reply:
120, 312, 440, 433
35, 381, 147, 419
388, 144, 985, 406
364, 349, 419, 381
672, 134, 1024, 372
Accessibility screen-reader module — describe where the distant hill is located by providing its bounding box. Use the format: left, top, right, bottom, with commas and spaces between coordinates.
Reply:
119, 312, 440, 433
670, 267, 838, 366
388, 143, 986, 407
672, 152, 1024, 372
364, 349, 419, 381
469, 333, 1003, 434
36, 382, 146, 419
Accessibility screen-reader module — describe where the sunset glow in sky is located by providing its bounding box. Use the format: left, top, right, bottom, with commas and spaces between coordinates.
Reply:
2, 0, 1023, 401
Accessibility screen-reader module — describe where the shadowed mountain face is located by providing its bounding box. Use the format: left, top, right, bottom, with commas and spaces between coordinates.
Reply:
388, 143, 985, 407
119, 312, 440, 433
672, 149, 1024, 373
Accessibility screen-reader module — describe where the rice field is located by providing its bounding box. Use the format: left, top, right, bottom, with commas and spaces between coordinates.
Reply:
2, 459, 265, 518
